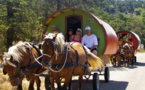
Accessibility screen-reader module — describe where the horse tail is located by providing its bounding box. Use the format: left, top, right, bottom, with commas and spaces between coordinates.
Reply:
83, 46, 104, 70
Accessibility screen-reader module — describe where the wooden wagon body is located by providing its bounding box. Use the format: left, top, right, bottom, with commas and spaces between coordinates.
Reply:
43, 8, 119, 56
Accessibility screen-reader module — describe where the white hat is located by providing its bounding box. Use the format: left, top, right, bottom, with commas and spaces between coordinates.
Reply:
77, 28, 82, 32
85, 26, 91, 30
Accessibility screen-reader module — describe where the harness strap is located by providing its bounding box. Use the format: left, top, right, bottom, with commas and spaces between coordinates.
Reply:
51, 62, 84, 70
69, 42, 79, 64
29, 42, 42, 56
21, 43, 45, 76
21, 62, 42, 71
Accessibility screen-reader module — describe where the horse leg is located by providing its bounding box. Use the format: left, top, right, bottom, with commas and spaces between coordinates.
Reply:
45, 76, 54, 90
123, 58, 126, 67
127, 59, 130, 67
55, 77, 62, 90
17, 83, 22, 90
63, 76, 72, 90
68, 76, 72, 90
50, 77, 55, 90
28, 77, 35, 90
35, 76, 41, 90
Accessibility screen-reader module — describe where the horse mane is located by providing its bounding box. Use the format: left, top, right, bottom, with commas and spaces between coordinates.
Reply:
7, 41, 31, 62
55, 33, 65, 53
45, 33, 65, 53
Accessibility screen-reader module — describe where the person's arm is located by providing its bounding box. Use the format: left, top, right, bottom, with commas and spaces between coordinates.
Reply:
91, 34, 98, 50
91, 45, 97, 50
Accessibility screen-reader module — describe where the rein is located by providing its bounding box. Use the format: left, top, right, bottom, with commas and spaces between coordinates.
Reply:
48, 44, 69, 73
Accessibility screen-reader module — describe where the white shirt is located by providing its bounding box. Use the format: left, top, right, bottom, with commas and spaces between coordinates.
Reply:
81, 34, 98, 48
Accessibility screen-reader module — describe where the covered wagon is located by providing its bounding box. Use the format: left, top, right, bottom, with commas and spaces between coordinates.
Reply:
42, 8, 119, 89
117, 30, 141, 63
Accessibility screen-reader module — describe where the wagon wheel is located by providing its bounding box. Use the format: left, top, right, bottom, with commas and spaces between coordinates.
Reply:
93, 73, 100, 90
131, 58, 134, 65
131, 55, 136, 65
134, 55, 137, 63
104, 67, 110, 82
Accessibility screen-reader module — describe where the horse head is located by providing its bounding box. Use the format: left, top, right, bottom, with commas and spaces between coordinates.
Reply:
122, 43, 134, 56
41, 33, 57, 66
2, 52, 22, 86
42, 33, 65, 67
2, 41, 34, 86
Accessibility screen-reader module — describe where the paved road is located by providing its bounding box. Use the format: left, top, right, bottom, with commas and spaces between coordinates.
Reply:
70, 53, 145, 90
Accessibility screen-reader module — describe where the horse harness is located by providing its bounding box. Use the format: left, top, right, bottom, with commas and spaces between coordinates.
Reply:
48, 41, 89, 73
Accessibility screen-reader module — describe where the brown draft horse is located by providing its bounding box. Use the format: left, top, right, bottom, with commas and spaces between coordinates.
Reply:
41, 33, 103, 90
122, 43, 134, 67
111, 46, 124, 66
1, 41, 46, 90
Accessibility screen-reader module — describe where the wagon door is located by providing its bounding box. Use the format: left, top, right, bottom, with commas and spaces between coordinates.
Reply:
65, 15, 82, 41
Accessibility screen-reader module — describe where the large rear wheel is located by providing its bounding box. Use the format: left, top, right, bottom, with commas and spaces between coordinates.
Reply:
93, 73, 99, 90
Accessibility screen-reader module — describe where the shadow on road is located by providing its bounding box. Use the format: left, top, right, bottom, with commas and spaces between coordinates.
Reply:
127, 62, 145, 69
112, 64, 139, 70
135, 62, 145, 66
100, 80, 128, 90
70, 79, 128, 90
109, 66, 128, 71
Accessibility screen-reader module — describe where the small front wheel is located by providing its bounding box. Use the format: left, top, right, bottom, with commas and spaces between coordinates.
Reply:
104, 67, 110, 82
93, 73, 100, 90
134, 56, 137, 63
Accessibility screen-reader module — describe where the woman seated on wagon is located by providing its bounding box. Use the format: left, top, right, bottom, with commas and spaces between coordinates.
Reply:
71, 28, 82, 43
67, 29, 73, 42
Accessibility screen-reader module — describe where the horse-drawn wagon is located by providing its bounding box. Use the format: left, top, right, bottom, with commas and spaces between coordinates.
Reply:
118, 30, 141, 61
42, 8, 119, 90
111, 30, 141, 66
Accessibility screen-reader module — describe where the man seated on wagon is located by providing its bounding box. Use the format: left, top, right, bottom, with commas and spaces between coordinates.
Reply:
50, 25, 65, 40
51, 25, 59, 33
81, 26, 98, 55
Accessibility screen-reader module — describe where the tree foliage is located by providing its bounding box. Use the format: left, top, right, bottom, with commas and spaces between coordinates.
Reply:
0, 0, 145, 54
